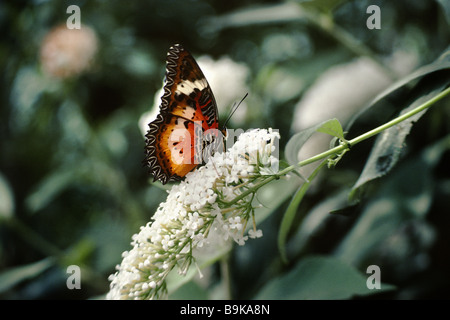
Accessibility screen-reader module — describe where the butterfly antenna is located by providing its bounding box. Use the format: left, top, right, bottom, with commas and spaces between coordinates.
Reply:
221, 92, 248, 131
210, 155, 221, 178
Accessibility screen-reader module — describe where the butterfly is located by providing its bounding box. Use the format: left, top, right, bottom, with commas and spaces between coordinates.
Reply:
144, 44, 225, 184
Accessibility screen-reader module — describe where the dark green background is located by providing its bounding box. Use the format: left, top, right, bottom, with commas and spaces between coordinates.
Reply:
1, 0, 449, 299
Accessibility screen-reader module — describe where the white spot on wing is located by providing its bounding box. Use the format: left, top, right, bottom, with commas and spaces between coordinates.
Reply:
175, 79, 207, 96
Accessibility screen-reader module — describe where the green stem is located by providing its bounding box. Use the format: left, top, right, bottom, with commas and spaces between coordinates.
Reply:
347, 87, 450, 146
220, 255, 232, 300
225, 86, 450, 205
278, 159, 329, 264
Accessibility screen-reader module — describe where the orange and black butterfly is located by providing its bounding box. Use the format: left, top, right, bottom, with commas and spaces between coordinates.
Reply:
144, 44, 224, 184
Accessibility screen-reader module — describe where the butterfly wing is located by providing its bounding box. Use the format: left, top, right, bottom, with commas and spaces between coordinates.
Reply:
144, 44, 220, 184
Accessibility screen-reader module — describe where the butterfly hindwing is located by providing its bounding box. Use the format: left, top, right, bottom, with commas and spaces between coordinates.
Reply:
144, 44, 221, 184
145, 113, 198, 184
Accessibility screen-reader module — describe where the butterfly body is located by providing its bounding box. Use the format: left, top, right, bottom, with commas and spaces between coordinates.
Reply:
144, 44, 222, 184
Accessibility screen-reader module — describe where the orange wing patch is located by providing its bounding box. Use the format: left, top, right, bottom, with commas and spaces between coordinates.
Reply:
150, 114, 197, 180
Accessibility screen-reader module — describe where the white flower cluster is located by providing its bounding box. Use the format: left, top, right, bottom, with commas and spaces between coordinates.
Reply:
106, 128, 280, 300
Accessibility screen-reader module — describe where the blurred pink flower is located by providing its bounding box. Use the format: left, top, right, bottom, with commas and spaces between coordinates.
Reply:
40, 24, 98, 78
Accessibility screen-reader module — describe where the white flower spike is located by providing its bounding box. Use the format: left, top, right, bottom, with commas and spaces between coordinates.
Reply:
107, 128, 279, 300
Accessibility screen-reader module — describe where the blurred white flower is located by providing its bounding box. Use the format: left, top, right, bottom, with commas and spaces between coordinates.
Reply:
291, 51, 418, 169
138, 87, 163, 137
292, 51, 418, 132
196, 55, 250, 125
107, 128, 279, 300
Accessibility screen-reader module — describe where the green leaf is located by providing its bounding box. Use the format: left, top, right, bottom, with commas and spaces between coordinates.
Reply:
25, 170, 75, 213
168, 281, 208, 300
315, 118, 345, 141
204, 3, 307, 32
62, 238, 96, 267
297, 0, 350, 14
278, 160, 328, 264
349, 90, 436, 200
437, 0, 450, 24
336, 135, 450, 266
0, 258, 55, 294
346, 47, 450, 201
166, 243, 232, 295
0, 172, 14, 220
287, 189, 351, 256
256, 255, 395, 299
166, 263, 202, 295
285, 118, 344, 166
346, 47, 450, 139
252, 171, 300, 227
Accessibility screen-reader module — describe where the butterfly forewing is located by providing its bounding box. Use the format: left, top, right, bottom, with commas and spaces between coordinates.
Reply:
144, 44, 221, 184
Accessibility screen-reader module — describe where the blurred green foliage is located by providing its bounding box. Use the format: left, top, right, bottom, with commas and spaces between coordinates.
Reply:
1, 0, 450, 299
